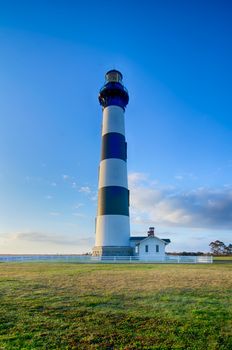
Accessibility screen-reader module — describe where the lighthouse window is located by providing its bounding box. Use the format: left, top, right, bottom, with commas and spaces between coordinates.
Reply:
145, 245, 149, 253
156, 245, 159, 253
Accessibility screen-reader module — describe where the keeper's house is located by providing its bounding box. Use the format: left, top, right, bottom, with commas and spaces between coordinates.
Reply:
130, 227, 170, 260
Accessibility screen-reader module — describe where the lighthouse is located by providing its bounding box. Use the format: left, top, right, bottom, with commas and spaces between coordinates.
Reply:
92, 70, 132, 256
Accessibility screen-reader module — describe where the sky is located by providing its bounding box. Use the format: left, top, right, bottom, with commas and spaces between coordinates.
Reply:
0, 0, 232, 254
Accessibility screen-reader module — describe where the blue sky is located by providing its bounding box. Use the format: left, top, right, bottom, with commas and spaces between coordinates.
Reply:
0, 0, 231, 253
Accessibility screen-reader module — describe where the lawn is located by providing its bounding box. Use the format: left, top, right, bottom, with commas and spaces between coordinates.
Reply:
0, 263, 231, 349
213, 256, 232, 261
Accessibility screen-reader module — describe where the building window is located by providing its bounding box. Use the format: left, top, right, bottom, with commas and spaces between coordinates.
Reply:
145, 245, 149, 253
156, 245, 159, 253
135, 245, 139, 254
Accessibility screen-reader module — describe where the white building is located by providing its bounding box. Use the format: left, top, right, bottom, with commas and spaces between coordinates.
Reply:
130, 227, 170, 260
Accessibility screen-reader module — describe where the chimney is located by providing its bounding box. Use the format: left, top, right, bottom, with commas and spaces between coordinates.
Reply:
147, 227, 155, 237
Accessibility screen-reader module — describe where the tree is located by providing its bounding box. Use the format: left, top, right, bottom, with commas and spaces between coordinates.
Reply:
209, 240, 227, 255
225, 243, 232, 255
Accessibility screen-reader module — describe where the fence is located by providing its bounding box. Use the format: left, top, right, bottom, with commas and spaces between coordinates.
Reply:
91, 255, 213, 263
0, 254, 213, 264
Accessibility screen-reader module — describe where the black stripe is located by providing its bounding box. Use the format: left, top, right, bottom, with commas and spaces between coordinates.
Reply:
101, 132, 127, 161
97, 186, 129, 216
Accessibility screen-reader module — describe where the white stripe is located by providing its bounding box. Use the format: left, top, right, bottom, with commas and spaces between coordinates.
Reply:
95, 215, 130, 246
102, 105, 125, 136
98, 159, 128, 188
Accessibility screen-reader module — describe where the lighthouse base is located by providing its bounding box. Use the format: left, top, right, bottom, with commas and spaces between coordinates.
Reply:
92, 246, 133, 257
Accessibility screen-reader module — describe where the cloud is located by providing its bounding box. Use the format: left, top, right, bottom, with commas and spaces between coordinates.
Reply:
72, 212, 86, 218
73, 203, 84, 209
45, 195, 52, 200
49, 212, 61, 216
62, 175, 80, 191
128, 172, 148, 184
79, 186, 91, 194
9, 231, 94, 246
174, 173, 197, 181
90, 192, 97, 201
129, 172, 232, 230
175, 175, 184, 181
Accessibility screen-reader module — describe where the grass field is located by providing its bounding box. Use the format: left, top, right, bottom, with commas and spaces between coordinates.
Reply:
0, 263, 231, 349
213, 256, 232, 261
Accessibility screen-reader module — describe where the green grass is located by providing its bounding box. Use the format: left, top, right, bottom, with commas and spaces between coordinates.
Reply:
213, 256, 232, 261
0, 263, 231, 349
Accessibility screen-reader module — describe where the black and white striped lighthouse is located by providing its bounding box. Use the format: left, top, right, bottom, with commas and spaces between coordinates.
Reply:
92, 70, 132, 256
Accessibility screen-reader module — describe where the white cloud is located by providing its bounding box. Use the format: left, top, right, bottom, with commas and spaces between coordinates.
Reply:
49, 212, 61, 216
73, 203, 84, 209
45, 195, 52, 200
175, 175, 184, 181
129, 172, 232, 230
62, 175, 79, 190
174, 173, 197, 181
72, 212, 86, 218
90, 192, 97, 201
128, 172, 148, 185
79, 186, 91, 194
8, 231, 94, 246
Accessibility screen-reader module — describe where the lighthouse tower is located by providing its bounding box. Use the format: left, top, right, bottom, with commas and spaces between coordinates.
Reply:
92, 70, 132, 256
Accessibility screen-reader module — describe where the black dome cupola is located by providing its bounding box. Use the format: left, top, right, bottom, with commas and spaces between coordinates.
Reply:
99, 69, 129, 109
